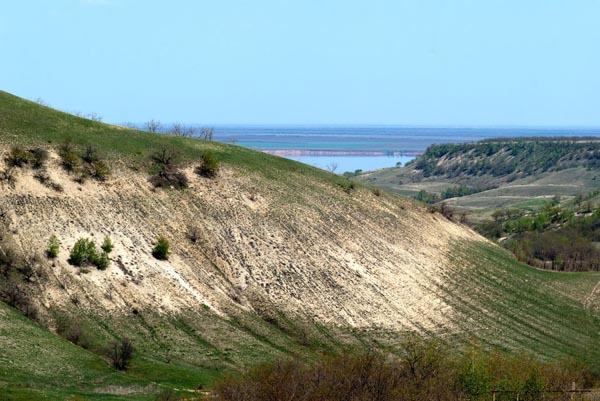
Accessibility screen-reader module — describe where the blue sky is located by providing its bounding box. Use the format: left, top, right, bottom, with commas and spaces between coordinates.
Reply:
1, 0, 599, 126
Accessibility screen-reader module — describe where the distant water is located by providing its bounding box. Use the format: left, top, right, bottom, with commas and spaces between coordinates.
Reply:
209, 126, 600, 173
193, 125, 600, 173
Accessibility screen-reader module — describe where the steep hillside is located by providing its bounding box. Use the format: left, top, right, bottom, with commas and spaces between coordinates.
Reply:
1, 92, 600, 398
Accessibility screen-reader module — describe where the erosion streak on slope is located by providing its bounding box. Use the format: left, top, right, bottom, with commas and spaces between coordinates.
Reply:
1, 154, 476, 334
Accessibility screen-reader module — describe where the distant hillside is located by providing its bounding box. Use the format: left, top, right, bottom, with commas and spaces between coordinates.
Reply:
1, 92, 600, 399
359, 138, 600, 220
413, 138, 600, 182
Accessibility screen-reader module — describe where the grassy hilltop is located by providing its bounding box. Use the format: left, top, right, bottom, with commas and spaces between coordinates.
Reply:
1, 91, 600, 400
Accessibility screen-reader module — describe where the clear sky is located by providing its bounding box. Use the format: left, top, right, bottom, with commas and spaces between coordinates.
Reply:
1, 0, 599, 126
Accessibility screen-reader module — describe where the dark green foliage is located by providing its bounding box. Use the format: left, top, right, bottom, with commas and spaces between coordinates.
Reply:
415, 189, 440, 204
458, 360, 491, 399
441, 185, 481, 199
101, 236, 113, 253
505, 229, 600, 271
6, 146, 32, 167
59, 141, 110, 181
152, 236, 170, 260
88, 160, 110, 181
479, 203, 600, 271
413, 139, 600, 179
59, 141, 82, 172
69, 238, 98, 266
69, 238, 110, 269
342, 169, 363, 178
94, 251, 110, 270
194, 150, 220, 178
522, 370, 543, 401
46, 235, 59, 259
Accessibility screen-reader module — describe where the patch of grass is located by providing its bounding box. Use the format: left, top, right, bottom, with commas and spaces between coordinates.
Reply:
447, 241, 600, 371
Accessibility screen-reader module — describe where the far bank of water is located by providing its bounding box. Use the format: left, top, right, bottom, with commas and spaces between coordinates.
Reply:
288, 155, 415, 173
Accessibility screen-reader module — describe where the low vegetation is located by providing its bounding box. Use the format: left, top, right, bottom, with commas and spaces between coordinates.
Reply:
414, 138, 600, 180
69, 237, 110, 270
213, 338, 598, 401
0, 230, 40, 320
152, 236, 170, 260
107, 337, 135, 371
478, 201, 600, 271
149, 148, 189, 189
59, 141, 110, 182
46, 235, 59, 258
101, 235, 113, 253
194, 150, 219, 178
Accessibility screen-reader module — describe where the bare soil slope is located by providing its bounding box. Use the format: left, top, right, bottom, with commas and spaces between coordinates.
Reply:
1, 150, 477, 332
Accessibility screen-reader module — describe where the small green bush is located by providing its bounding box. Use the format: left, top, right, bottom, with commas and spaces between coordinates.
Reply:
89, 160, 110, 181
69, 238, 111, 269
47, 235, 59, 259
60, 149, 82, 172
95, 251, 110, 270
6, 147, 31, 167
195, 151, 219, 178
337, 179, 355, 194
69, 238, 98, 266
101, 236, 113, 253
82, 145, 99, 164
152, 236, 170, 260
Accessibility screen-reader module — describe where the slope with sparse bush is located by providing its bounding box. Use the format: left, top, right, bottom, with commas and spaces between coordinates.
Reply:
0, 90, 599, 399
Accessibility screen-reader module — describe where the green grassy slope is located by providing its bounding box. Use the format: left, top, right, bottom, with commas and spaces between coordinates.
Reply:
0, 301, 222, 400
1, 91, 600, 399
0, 90, 349, 185
449, 243, 600, 367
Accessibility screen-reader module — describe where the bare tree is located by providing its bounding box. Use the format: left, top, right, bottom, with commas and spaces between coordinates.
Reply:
151, 147, 180, 168
170, 122, 184, 136
86, 113, 103, 122
184, 126, 197, 137
325, 163, 338, 173
108, 337, 134, 370
200, 127, 214, 141
145, 119, 162, 133
168, 123, 196, 137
